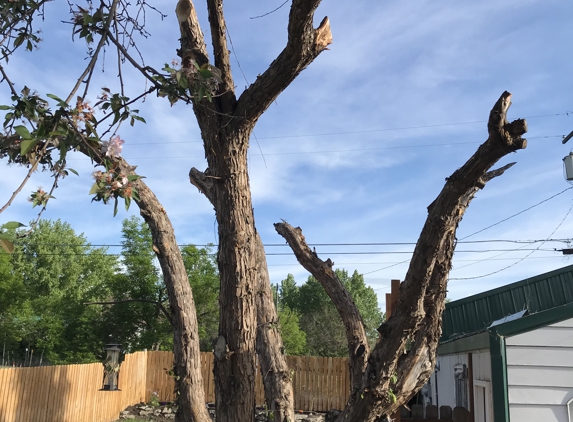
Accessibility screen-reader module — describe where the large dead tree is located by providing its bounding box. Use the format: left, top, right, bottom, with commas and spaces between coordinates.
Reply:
276, 91, 527, 421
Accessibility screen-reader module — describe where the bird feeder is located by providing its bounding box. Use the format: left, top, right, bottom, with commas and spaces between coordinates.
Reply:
101, 343, 122, 391
564, 153, 573, 181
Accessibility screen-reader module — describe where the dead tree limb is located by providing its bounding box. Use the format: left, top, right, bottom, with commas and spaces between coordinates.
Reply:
346, 91, 525, 422
274, 221, 369, 393
234, 1, 331, 124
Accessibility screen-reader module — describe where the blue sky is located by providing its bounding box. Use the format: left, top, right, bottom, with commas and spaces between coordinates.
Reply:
2, 0, 573, 310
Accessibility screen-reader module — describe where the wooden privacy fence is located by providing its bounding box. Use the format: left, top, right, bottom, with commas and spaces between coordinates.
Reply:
0, 351, 350, 422
146, 351, 350, 411
401, 404, 471, 422
0, 351, 147, 422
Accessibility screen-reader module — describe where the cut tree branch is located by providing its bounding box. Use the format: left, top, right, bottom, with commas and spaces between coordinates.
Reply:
274, 220, 369, 393
206, 0, 235, 99
85, 299, 173, 326
189, 167, 216, 204
234, 0, 331, 125
175, 0, 210, 68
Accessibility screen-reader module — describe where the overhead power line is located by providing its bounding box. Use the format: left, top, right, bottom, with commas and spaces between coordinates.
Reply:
17, 238, 572, 248
450, 198, 573, 280
460, 186, 573, 240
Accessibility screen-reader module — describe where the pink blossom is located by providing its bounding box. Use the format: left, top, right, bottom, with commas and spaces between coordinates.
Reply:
101, 136, 125, 158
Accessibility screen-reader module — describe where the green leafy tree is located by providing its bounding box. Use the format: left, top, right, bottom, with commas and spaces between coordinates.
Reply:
101, 217, 220, 352
7, 219, 118, 364
281, 269, 383, 356
181, 244, 219, 351
102, 216, 172, 351
0, 250, 31, 363
277, 307, 306, 355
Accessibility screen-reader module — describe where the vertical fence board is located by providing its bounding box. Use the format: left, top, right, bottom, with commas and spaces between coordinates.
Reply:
13, 367, 26, 422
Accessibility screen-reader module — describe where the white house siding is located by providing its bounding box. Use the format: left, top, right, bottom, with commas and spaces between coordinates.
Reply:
432, 354, 467, 409
506, 317, 573, 422
471, 350, 491, 382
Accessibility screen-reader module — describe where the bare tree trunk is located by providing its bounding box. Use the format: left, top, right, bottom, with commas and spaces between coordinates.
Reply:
189, 170, 296, 422
117, 159, 211, 422
277, 92, 527, 422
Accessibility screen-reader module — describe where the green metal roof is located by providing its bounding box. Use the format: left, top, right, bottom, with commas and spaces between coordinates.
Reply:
441, 264, 573, 341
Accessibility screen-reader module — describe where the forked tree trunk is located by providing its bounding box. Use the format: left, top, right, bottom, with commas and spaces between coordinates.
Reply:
178, 1, 332, 421
277, 92, 527, 422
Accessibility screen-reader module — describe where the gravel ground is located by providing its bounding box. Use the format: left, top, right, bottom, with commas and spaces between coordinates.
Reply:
115, 403, 334, 422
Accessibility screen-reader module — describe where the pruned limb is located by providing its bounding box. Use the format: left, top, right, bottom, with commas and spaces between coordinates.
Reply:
206, 0, 235, 99
176, 0, 210, 67
336, 92, 527, 422
85, 299, 173, 326
234, 0, 331, 125
189, 167, 216, 205
274, 220, 369, 392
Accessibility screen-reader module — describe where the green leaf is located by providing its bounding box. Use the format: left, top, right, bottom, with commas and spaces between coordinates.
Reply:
68, 168, 79, 176
124, 195, 131, 211
20, 139, 37, 155
14, 125, 32, 139
113, 197, 119, 217
127, 174, 144, 182
0, 105, 11, 110
14, 34, 25, 48
178, 76, 189, 90
47, 94, 69, 108
199, 69, 212, 79
0, 239, 14, 253
89, 182, 101, 195
1, 221, 25, 230
197, 86, 206, 100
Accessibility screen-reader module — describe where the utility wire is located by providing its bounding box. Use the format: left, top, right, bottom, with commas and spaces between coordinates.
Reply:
360, 188, 573, 275
450, 200, 573, 280
19, 238, 571, 248
460, 186, 573, 240
66, 136, 562, 161
13, 248, 558, 257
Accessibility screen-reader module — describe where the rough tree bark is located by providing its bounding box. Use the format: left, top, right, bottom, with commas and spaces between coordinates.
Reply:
276, 92, 527, 422
190, 170, 296, 422
116, 159, 212, 422
179, 0, 331, 421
